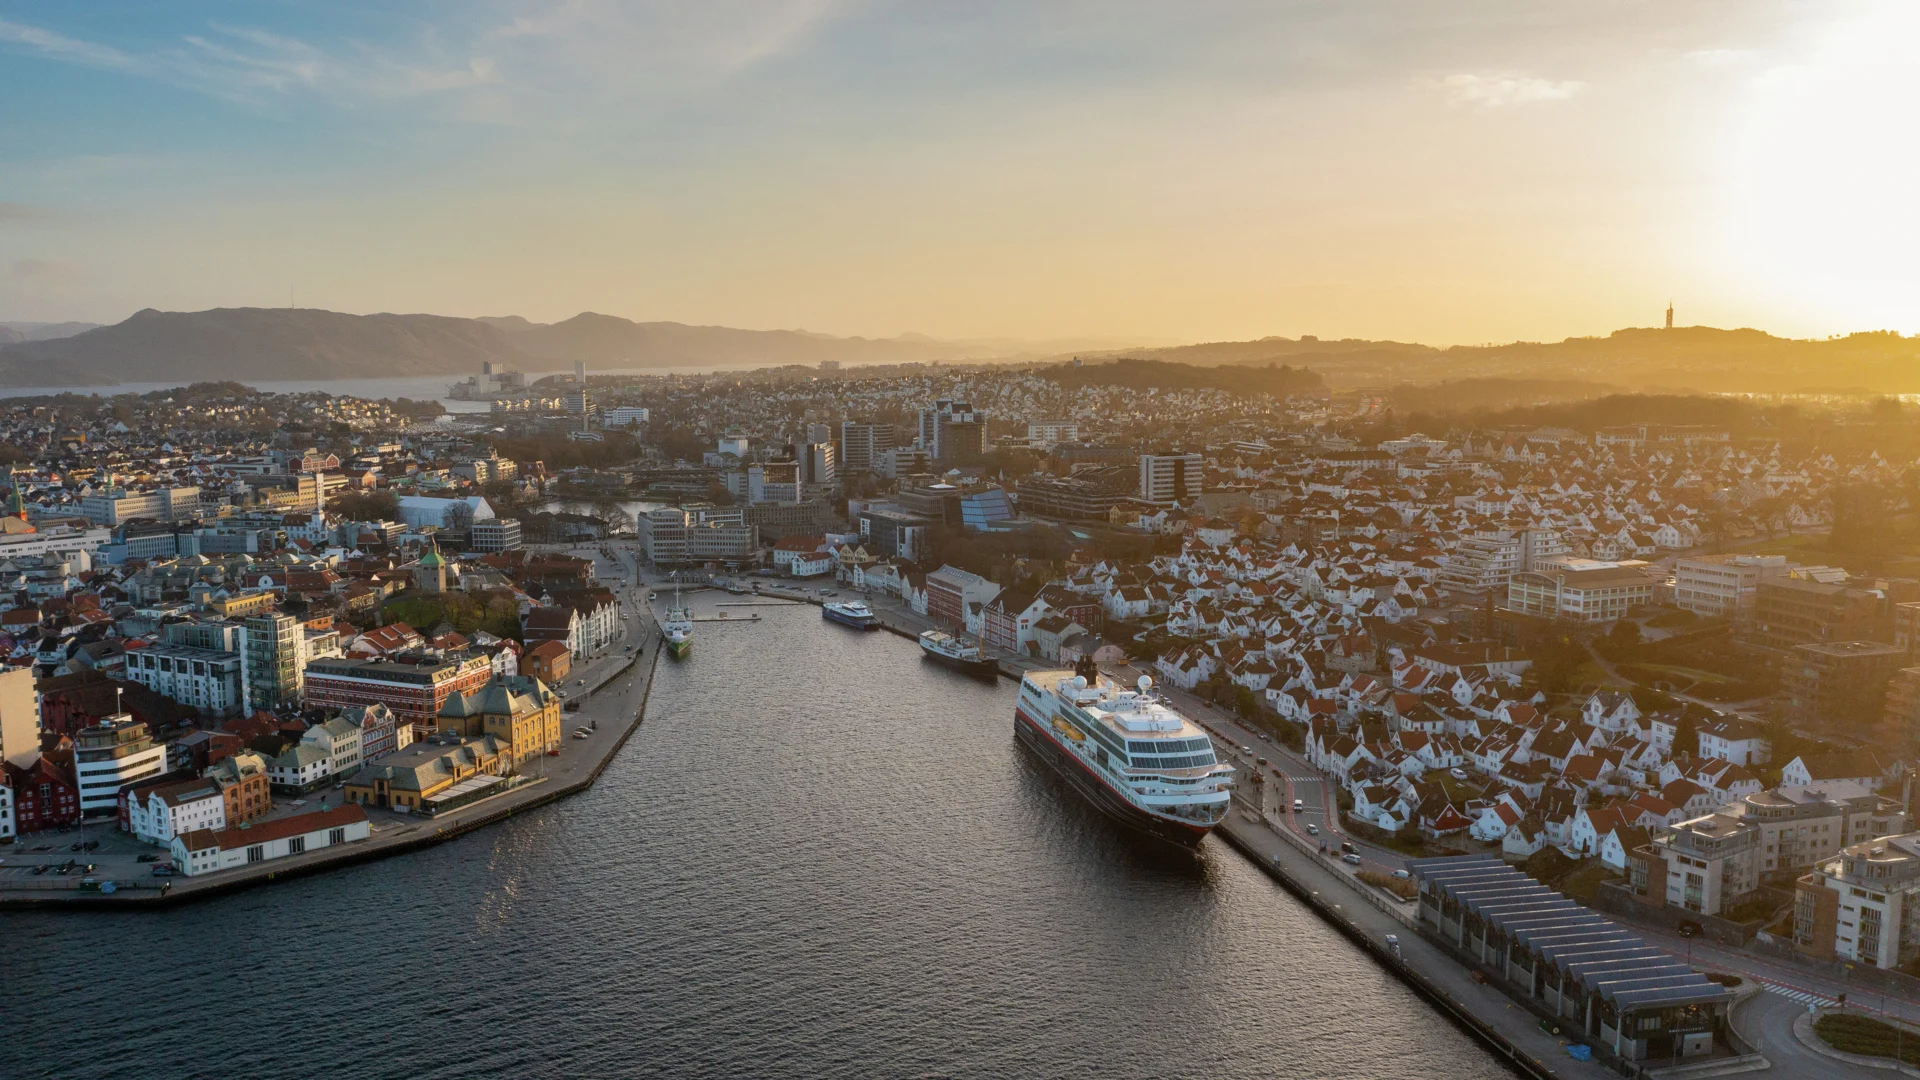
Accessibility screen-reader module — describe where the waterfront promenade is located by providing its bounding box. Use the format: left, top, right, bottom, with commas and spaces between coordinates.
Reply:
0, 546, 661, 909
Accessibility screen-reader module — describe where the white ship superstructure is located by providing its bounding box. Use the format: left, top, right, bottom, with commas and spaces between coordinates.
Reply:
1014, 666, 1232, 846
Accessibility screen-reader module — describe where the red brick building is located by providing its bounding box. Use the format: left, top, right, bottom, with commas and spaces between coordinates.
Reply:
4, 758, 81, 833
303, 653, 493, 738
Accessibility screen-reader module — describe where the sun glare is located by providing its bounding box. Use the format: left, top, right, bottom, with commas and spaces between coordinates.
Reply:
1724, 1, 1920, 332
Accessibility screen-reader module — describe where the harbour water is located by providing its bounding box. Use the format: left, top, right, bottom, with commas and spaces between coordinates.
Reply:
0, 595, 1506, 1080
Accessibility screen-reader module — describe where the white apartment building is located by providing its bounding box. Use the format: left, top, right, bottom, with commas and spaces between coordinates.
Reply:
1139, 453, 1203, 505
1655, 812, 1759, 916
127, 778, 227, 846
603, 406, 650, 427
79, 485, 201, 526
300, 717, 364, 778
1795, 832, 1920, 969
1674, 554, 1790, 617
0, 785, 13, 842
1506, 559, 1655, 623
1438, 528, 1566, 594
1731, 781, 1907, 879
72, 716, 169, 816
1027, 421, 1079, 449
122, 643, 243, 717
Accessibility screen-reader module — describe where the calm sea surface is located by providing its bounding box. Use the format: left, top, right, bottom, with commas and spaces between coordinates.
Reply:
0, 598, 1507, 1080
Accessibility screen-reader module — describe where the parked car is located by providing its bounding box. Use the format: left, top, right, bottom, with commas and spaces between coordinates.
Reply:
137, 854, 160, 863
150, 865, 175, 877
1449, 768, 1467, 780
1391, 869, 1410, 880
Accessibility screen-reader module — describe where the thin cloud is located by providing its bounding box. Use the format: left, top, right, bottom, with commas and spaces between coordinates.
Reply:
0, 18, 134, 70
0, 17, 496, 107
1423, 72, 1585, 108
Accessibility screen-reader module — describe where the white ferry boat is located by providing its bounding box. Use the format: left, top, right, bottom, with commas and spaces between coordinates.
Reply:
1015, 659, 1232, 847
822, 600, 880, 630
919, 629, 997, 677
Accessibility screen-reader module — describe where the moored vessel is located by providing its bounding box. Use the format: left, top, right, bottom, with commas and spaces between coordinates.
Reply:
918, 629, 997, 676
660, 576, 694, 658
1014, 658, 1231, 847
823, 600, 881, 630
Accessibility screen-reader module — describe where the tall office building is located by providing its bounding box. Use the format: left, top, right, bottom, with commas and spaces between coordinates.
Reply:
241, 612, 304, 713
919, 399, 987, 464
802, 442, 836, 487
1139, 453, 1203, 505
839, 421, 897, 474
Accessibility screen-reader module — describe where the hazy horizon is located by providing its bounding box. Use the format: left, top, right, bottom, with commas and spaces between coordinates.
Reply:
4, 2, 1917, 345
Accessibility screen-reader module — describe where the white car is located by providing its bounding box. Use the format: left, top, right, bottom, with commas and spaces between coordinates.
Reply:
1305, 823, 1319, 835
1341, 853, 1363, 866
1449, 768, 1467, 780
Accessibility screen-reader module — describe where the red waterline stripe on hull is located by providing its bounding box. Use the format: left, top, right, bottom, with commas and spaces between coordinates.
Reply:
1015, 706, 1212, 838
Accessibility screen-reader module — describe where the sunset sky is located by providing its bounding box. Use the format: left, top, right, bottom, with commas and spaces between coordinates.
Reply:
3, 1, 1916, 345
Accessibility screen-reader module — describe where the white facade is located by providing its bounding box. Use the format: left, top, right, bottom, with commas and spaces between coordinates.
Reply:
269, 745, 333, 792
1507, 560, 1655, 623
72, 719, 169, 815
171, 811, 371, 877
1139, 454, 1203, 505
128, 782, 226, 846
1674, 554, 1789, 617
300, 718, 364, 777
0, 785, 13, 842
604, 407, 651, 427
122, 644, 243, 716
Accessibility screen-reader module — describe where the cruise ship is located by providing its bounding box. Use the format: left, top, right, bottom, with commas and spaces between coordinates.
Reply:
822, 600, 880, 630
919, 629, 997, 677
1015, 659, 1232, 847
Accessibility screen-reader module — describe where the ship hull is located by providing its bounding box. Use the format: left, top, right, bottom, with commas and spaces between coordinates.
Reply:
920, 645, 999, 678
665, 637, 692, 659
822, 608, 880, 630
1014, 707, 1214, 849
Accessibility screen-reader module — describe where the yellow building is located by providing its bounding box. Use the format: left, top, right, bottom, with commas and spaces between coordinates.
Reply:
436, 676, 562, 767
209, 591, 278, 618
342, 733, 506, 810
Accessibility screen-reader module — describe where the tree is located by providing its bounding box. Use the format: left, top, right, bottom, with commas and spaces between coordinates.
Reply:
330, 487, 399, 522
1670, 710, 1700, 760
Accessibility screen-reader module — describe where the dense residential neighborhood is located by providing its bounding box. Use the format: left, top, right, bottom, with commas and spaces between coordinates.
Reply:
6, 363, 1920, 1022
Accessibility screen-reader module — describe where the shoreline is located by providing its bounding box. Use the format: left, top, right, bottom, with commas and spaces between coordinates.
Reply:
2, 546, 664, 911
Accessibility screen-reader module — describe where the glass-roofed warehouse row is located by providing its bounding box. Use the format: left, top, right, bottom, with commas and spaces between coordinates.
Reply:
1406, 854, 1734, 1063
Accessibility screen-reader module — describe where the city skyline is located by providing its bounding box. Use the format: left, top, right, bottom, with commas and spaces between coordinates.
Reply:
4, 1, 1918, 344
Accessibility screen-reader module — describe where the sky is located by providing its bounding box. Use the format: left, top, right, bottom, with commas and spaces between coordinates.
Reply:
3, 1, 1918, 345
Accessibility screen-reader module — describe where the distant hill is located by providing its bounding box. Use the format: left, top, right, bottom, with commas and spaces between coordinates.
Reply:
4, 306, 1918, 394
1084, 326, 1920, 394
0, 308, 522, 386
0, 321, 100, 347
506, 311, 980, 368
0, 307, 997, 387
1040, 358, 1324, 396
